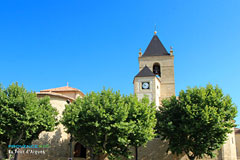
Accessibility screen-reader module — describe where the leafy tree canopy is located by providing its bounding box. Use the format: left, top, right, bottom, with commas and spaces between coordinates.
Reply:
62, 88, 156, 160
156, 84, 237, 160
0, 83, 58, 158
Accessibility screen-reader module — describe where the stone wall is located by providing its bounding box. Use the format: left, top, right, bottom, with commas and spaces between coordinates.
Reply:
221, 129, 237, 160
127, 138, 221, 160
138, 55, 175, 99
134, 76, 161, 106
235, 131, 240, 160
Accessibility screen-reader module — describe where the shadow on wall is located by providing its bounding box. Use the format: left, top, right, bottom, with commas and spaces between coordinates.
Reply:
131, 138, 221, 160
17, 128, 70, 160
128, 138, 186, 160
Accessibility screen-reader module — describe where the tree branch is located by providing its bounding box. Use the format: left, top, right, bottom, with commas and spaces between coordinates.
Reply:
13, 131, 24, 145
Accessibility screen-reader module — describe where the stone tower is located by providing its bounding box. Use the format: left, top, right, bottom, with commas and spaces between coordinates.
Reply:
133, 32, 175, 106
221, 128, 237, 160
133, 32, 237, 160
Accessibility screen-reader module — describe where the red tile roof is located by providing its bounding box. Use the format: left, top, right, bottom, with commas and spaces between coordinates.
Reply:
40, 86, 85, 97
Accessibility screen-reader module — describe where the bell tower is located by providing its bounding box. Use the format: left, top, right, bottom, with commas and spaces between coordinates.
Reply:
133, 31, 237, 160
133, 31, 175, 105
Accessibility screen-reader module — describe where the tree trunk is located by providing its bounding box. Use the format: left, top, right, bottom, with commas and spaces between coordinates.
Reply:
14, 149, 18, 160
90, 148, 95, 160
0, 145, 8, 159
135, 146, 138, 160
69, 134, 73, 158
8, 137, 13, 160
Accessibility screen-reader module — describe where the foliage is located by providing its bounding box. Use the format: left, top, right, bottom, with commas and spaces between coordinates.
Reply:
156, 84, 237, 160
124, 95, 156, 147
0, 83, 58, 158
62, 88, 156, 160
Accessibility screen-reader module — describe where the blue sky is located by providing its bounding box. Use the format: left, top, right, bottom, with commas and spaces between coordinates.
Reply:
0, 0, 239, 125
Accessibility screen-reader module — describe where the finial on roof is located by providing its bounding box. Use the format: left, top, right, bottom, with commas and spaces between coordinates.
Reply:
170, 46, 173, 56
154, 24, 157, 35
67, 82, 69, 87
139, 48, 142, 57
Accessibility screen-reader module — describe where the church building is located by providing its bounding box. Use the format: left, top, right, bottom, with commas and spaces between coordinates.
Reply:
17, 31, 239, 160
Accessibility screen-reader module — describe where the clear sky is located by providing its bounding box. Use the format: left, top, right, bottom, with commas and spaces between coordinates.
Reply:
0, 0, 239, 125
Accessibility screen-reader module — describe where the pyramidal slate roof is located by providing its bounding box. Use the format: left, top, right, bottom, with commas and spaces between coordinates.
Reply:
135, 66, 155, 77
142, 35, 170, 57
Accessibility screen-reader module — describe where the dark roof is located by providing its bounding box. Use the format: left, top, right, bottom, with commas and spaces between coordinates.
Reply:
142, 35, 170, 57
135, 66, 155, 77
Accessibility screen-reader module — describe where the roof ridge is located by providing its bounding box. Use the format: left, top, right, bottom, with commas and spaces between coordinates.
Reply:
40, 86, 85, 96
41, 86, 78, 91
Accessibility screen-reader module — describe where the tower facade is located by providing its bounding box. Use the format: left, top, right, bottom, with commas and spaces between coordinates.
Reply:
134, 33, 175, 106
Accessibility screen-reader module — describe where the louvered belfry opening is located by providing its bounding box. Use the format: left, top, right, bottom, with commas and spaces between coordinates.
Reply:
153, 63, 161, 77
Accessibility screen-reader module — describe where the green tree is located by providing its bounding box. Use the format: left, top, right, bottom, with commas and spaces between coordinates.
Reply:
62, 89, 156, 160
156, 84, 237, 160
124, 95, 156, 160
0, 83, 58, 159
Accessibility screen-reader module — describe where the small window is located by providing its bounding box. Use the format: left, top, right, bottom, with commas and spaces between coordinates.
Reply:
74, 142, 86, 158
66, 99, 71, 104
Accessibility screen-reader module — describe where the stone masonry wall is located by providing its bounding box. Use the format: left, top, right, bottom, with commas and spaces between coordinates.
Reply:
128, 138, 221, 160
235, 132, 240, 160
138, 56, 175, 99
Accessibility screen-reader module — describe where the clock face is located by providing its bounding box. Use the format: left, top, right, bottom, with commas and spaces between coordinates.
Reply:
142, 82, 150, 89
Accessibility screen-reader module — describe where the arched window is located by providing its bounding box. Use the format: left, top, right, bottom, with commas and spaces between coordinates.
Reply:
153, 63, 161, 77
74, 142, 86, 158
